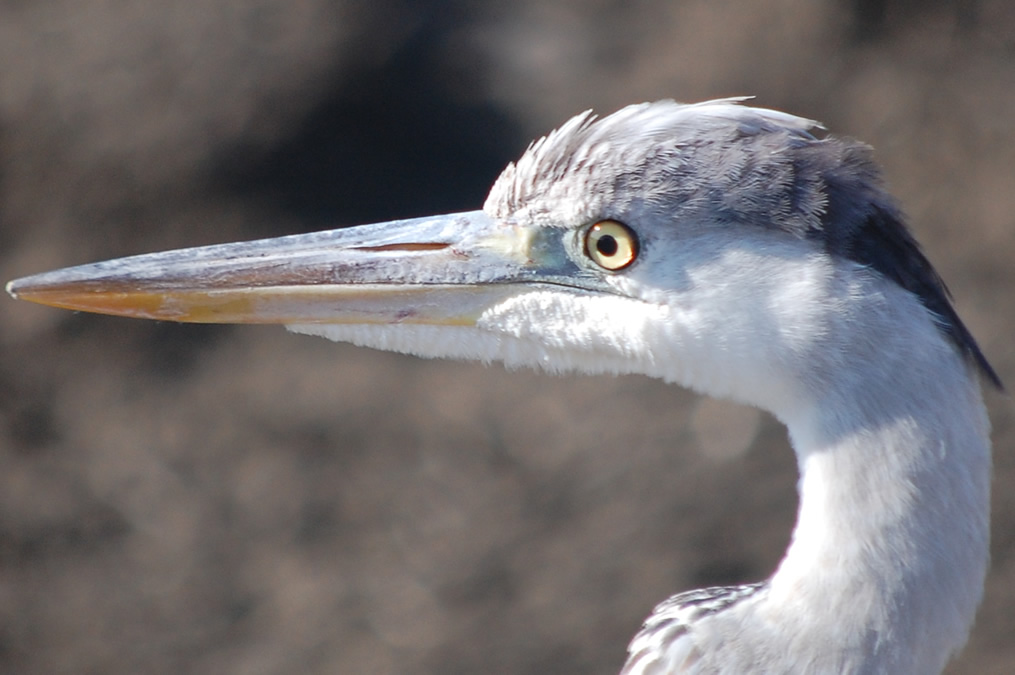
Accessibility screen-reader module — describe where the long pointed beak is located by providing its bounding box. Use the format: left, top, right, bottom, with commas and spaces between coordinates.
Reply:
6, 211, 581, 326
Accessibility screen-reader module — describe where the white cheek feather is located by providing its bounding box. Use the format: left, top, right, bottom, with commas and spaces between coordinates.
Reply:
287, 290, 671, 378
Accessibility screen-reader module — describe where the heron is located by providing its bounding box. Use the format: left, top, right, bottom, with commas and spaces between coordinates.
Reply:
7, 99, 1000, 673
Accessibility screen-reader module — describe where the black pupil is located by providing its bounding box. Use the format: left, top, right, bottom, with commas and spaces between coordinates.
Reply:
596, 234, 618, 257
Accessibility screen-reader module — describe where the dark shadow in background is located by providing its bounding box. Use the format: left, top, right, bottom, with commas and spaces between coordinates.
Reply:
216, 16, 521, 231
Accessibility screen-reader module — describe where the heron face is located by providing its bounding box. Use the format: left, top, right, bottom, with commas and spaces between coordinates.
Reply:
0, 207, 646, 381
6, 99, 831, 405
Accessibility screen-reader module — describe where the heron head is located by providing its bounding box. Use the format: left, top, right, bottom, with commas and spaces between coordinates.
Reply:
7, 99, 996, 412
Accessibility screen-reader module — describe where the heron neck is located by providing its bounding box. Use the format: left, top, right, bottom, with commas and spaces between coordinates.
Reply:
767, 354, 991, 672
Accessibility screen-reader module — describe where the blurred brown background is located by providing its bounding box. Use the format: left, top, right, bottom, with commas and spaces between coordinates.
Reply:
1, 1, 1013, 673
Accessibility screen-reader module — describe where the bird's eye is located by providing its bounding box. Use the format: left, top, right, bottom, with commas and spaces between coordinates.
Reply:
584, 220, 638, 271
